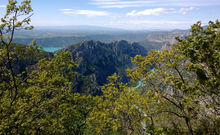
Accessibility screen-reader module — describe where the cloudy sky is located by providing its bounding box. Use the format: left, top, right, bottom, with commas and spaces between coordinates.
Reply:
0, 0, 220, 30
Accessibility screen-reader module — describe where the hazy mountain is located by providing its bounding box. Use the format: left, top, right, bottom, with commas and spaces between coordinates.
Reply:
34, 25, 124, 31
146, 30, 189, 44
14, 33, 149, 48
13, 28, 188, 50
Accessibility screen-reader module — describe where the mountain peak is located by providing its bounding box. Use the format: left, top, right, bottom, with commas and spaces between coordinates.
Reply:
61, 40, 148, 95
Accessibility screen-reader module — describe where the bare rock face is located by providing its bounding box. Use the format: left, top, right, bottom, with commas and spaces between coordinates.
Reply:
62, 40, 148, 95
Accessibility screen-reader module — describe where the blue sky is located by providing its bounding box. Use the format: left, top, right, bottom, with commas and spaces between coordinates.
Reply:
0, 0, 220, 30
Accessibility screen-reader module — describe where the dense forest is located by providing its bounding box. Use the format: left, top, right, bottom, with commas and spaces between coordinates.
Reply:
0, 0, 219, 135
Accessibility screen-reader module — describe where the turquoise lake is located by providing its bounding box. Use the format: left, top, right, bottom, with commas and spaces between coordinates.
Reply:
43, 47, 63, 52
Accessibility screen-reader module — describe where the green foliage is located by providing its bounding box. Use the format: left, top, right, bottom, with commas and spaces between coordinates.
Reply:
177, 21, 220, 107
126, 21, 220, 135
87, 73, 161, 135
1, 51, 72, 134
176, 20, 220, 134
127, 45, 198, 134
0, 0, 34, 106
0, 1, 95, 134
0, 0, 219, 134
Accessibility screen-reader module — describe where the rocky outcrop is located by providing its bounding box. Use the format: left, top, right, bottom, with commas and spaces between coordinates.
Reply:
60, 40, 148, 95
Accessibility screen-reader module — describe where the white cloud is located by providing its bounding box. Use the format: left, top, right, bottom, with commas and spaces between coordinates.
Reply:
59, 9, 110, 17
179, 7, 195, 15
127, 7, 196, 16
91, 0, 154, 8
0, 5, 6, 8
90, 0, 220, 8
127, 8, 166, 16
99, 4, 143, 8
59, 9, 73, 11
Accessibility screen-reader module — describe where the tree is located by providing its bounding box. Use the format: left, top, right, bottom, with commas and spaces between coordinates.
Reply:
0, 1, 100, 134
0, 0, 34, 105
127, 21, 220, 135
128, 46, 199, 135
0, 1, 75, 134
0, 50, 77, 134
87, 73, 161, 135
176, 20, 220, 134
177, 21, 220, 114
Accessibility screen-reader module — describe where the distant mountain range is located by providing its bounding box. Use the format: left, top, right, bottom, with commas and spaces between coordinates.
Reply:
34, 25, 125, 31
13, 27, 188, 49
146, 30, 189, 44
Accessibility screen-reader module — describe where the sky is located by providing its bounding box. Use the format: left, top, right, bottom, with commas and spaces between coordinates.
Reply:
0, 0, 220, 30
